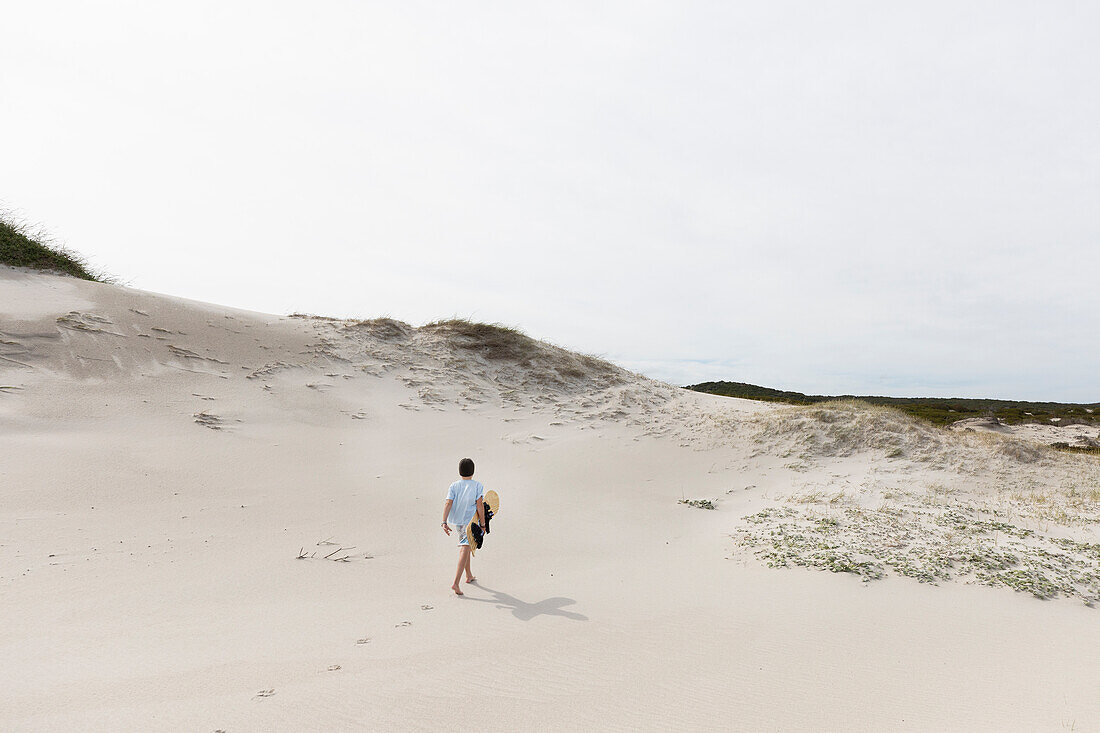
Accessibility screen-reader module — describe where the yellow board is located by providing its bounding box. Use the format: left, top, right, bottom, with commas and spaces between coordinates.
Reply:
466, 490, 500, 556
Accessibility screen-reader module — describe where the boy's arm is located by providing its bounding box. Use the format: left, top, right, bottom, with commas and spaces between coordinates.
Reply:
476, 496, 485, 527
441, 499, 453, 534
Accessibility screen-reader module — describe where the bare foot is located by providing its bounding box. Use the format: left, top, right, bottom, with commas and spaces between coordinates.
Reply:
451, 584, 464, 596
465, 576, 477, 584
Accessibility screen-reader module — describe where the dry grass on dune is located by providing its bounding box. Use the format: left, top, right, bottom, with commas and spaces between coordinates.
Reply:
743, 399, 1052, 468
728, 400, 1100, 604
747, 400, 950, 462
283, 314, 637, 413
419, 319, 619, 381
290, 314, 620, 377
341, 317, 414, 342
418, 319, 627, 393
420, 319, 540, 361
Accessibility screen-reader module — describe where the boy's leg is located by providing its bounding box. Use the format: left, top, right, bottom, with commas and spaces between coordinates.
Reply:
464, 549, 476, 583
452, 546, 471, 594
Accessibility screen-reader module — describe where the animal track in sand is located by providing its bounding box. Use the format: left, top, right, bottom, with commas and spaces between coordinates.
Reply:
56, 312, 125, 336
193, 411, 226, 430
166, 345, 228, 364
247, 361, 295, 379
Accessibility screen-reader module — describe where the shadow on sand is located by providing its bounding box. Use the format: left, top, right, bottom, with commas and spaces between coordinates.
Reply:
463, 584, 588, 622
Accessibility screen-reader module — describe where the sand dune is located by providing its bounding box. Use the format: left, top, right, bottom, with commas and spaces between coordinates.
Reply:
952, 414, 1100, 450
2, 264, 1098, 732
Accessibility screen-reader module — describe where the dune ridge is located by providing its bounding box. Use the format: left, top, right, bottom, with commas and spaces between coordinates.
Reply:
2, 264, 1099, 732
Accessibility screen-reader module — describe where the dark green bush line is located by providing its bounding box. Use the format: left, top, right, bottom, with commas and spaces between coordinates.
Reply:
688, 381, 1100, 427
1052, 443, 1100, 456
0, 216, 103, 282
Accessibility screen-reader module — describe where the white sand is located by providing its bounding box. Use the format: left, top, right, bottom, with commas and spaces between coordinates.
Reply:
2, 265, 1098, 732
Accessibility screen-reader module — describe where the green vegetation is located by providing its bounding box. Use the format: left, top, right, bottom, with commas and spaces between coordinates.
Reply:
735, 503, 1100, 603
1052, 443, 1100, 456
679, 498, 716, 510
688, 381, 1099, 427
0, 215, 103, 281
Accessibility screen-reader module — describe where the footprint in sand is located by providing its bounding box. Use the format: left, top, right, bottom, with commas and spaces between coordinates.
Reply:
394, 621, 411, 628
356, 637, 371, 645
255, 689, 275, 698
327, 664, 341, 671
420, 604, 433, 610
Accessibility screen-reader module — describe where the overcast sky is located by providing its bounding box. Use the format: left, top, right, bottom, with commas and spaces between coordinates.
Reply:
3, 2, 1098, 401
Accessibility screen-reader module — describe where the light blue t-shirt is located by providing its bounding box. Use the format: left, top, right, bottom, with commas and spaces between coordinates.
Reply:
446, 479, 485, 526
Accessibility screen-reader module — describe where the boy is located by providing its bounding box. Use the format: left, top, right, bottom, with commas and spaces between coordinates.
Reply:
441, 457, 485, 596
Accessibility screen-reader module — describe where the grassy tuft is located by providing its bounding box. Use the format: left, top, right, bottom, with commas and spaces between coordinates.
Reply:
421, 319, 541, 362
679, 498, 717, 510
0, 213, 105, 282
343, 317, 413, 341
415, 318, 625, 391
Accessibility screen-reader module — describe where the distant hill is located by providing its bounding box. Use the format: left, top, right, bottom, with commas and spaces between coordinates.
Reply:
686, 380, 1100, 427
0, 215, 103, 281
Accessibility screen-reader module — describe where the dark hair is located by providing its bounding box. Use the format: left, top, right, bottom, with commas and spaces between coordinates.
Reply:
459, 458, 475, 477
